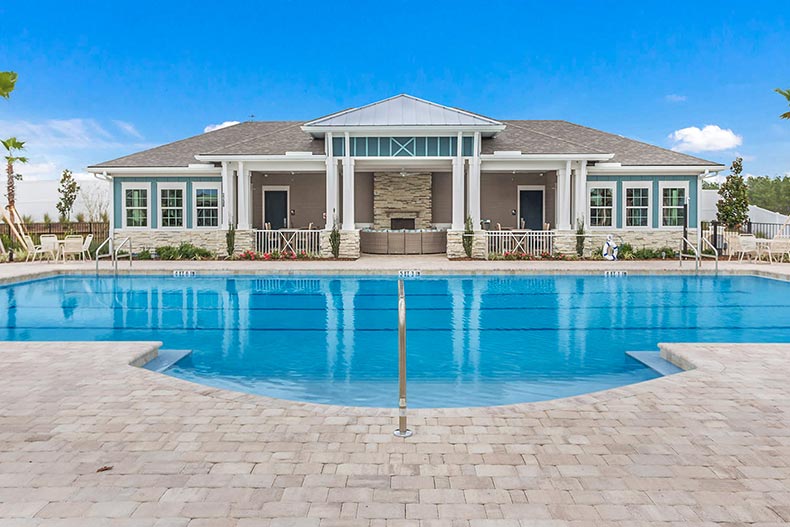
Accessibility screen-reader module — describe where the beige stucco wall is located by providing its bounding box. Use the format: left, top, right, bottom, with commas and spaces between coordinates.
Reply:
431, 172, 452, 225
354, 172, 374, 225
251, 172, 325, 229
481, 172, 557, 229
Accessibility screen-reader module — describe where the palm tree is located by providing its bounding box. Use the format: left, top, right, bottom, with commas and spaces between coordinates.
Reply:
776, 88, 790, 120
2, 137, 28, 213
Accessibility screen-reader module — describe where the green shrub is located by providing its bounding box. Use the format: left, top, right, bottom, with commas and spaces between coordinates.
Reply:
226, 224, 236, 258
462, 216, 473, 258
137, 249, 152, 260
155, 243, 213, 260
618, 242, 634, 260
575, 219, 585, 257
329, 225, 340, 258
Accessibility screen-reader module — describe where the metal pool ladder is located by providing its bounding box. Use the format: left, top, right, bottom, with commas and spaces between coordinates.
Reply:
393, 278, 413, 438
679, 236, 719, 274
95, 236, 133, 274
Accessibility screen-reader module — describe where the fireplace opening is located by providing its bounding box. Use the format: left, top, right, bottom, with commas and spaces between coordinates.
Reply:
391, 218, 416, 230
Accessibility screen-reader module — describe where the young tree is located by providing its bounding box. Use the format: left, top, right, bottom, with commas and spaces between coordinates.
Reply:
776, 88, 790, 120
56, 169, 80, 222
716, 157, 750, 229
0, 71, 17, 99
2, 137, 27, 212
77, 183, 110, 222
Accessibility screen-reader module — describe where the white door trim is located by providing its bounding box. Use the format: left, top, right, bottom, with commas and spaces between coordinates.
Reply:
261, 185, 290, 229
516, 185, 546, 229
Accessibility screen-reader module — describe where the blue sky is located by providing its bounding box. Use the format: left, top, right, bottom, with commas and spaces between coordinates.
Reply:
1, 0, 788, 180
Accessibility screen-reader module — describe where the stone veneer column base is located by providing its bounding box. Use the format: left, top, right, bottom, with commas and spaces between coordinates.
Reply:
113, 229, 256, 258
446, 231, 487, 259
554, 229, 698, 258
319, 230, 360, 259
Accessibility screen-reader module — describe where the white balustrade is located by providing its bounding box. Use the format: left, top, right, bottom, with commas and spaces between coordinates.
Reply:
254, 229, 322, 256
486, 231, 554, 257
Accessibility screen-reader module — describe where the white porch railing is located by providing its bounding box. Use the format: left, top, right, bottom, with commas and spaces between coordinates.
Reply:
486, 230, 554, 257
254, 229, 322, 255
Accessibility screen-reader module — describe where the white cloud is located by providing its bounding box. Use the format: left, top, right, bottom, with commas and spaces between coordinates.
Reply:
112, 120, 143, 139
15, 161, 58, 181
0, 117, 153, 181
665, 94, 687, 103
0, 118, 147, 150
669, 125, 743, 153
204, 121, 240, 133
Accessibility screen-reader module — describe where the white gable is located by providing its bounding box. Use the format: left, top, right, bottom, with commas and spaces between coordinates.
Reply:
303, 94, 503, 128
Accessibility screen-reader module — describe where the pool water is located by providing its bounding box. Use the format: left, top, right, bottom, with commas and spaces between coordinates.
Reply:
1, 274, 789, 407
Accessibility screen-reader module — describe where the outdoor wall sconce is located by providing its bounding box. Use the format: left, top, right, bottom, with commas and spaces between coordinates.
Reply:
511, 209, 517, 215
290, 209, 295, 216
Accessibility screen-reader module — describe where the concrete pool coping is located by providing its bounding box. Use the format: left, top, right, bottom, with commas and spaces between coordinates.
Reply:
2, 259, 790, 524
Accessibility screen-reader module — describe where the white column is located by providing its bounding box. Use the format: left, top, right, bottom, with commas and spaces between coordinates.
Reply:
451, 157, 465, 230
325, 133, 337, 229
342, 158, 355, 230
558, 160, 572, 230
237, 161, 250, 229
220, 162, 230, 228
468, 132, 481, 230
575, 160, 587, 227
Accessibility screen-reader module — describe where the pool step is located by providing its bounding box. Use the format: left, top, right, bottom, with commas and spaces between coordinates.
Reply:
142, 349, 192, 372
626, 351, 684, 376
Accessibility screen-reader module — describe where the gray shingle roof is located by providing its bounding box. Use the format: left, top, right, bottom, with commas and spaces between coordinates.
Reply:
90, 119, 723, 169
88, 121, 300, 168
494, 121, 722, 166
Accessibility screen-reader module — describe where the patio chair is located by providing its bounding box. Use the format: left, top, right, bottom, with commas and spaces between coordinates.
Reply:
769, 234, 790, 263
23, 234, 53, 262
61, 235, 84, 261
730, 234, 758, 262
80, 234, 94, 261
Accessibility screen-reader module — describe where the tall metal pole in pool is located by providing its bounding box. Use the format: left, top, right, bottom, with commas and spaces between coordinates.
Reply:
394, 279, 413, 438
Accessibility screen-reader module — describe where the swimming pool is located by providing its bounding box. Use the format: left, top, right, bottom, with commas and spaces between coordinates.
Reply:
1, 274, 789, 407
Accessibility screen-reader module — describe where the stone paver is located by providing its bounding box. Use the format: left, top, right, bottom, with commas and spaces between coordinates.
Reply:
0, 260, 789, 525
1, 339, 790, 526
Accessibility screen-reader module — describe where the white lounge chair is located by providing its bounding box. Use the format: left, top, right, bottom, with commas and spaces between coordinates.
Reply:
81, 234, 94, 261
24, 234, 56, 261
730, 234, 758, 262
769, 235, 790, 263
61, 235, 84, 261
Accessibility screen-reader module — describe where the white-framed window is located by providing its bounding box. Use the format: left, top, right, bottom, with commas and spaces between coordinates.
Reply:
588, 182, 616, 228
193, 182, 221, 228
159, 182, 186, 228
659, 181, 689, 228
623, 182, 651, 228
121, 182, 150, 228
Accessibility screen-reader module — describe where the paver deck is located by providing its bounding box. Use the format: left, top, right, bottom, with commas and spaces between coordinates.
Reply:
1, 259, 789, 526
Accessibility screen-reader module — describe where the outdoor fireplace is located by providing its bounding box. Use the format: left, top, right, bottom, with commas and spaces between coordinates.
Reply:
391, 218, 415, 230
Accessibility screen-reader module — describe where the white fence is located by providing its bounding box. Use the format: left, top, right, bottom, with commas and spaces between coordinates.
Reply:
486, 230, 554, 256
254, 229, 322, 255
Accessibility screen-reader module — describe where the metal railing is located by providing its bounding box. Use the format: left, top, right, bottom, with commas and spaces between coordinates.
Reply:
679, 236, 701, 272
254, 229, 321, 255
114, 237, 133, 273
393, 278, 412, 438
698, 236, 719, 274
95, 236, 133, 274
485, 230, 554, 257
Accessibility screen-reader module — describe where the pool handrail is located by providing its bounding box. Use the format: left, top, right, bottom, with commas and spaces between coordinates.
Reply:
698, 236, 719, 274
679, 236, 700, 272
95, 236, 114, 273
114, 237, 133, 273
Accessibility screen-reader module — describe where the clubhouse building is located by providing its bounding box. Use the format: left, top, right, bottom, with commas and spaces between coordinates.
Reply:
88, 95, 725, 258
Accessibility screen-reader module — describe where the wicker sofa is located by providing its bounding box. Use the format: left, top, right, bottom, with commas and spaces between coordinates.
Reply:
360, 229, 447, 255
